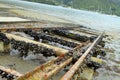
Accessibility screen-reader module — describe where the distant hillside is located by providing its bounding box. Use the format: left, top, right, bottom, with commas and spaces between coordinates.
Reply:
25, 0, 120, 16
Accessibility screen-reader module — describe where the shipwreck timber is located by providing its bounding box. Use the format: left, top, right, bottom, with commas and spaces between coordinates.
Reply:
0, 21, 106, 80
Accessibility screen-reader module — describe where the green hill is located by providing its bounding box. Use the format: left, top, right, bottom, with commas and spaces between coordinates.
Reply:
25, 0, 120, 16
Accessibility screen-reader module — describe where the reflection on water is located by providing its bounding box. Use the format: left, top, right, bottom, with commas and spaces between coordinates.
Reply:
0, 0, 120, 80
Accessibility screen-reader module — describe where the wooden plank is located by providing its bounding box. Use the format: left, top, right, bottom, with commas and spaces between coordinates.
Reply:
0, 41, 4, 52
60, 32, 104, 80
91, 57, 103, 64
5, 33, 68, 56
0, 66, 22, 77
0, 26, 78, 32
16, 41, 87, 80
0, 41, 11, 52
16, 58, 72, 80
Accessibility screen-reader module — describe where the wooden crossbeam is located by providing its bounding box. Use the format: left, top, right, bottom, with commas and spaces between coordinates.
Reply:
60, 32, 104, 80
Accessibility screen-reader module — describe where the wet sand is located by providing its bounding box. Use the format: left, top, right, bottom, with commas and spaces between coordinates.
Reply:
0, 17, 29, 22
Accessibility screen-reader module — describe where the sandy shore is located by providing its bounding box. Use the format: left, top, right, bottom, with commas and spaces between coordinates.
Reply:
0, 17, 29, 22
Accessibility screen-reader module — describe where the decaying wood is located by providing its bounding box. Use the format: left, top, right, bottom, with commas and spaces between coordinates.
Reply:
5, 33, 68, 56
0, 27, 42, 32
0, 66, 22, 77
60, 32, 104, 80
0, 28, 104, 80
16, 42, 87, 80
0, 27, 77, 32
16, 57, 72, 80
0, 21, 79, 32
7, 33, 103, 80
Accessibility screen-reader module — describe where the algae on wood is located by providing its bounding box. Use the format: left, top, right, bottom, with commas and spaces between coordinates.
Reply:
0, 41, 4, 52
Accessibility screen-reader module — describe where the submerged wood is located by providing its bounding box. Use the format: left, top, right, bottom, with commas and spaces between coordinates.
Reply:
0, 32, 103, 80
0, 66, 22, 77
0, 27, 77, 32
16, 58, 72, 80
13, 34, 102, 80
5, 33, 68, 56
60, 32, 104, 80
16, 42, 87, 80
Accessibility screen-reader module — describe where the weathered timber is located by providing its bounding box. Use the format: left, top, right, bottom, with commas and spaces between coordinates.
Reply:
5, 33, 68, 56
0, 30, 104, 80
0, 21, 79, 32
0, 27, 77, 32
16, 57, 72, 80
91, 57, 103, 64
74, 27, 100, 35
68, 30, 95, 37
60, 32, 104, 80
16, 42, 87, 80
24, 30, 79, 48
0, 41, 4, 52
51, 29, 89, 42
0, 66, 22, 77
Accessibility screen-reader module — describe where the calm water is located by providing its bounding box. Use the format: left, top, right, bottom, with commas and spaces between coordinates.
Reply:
0, 0, 120, 80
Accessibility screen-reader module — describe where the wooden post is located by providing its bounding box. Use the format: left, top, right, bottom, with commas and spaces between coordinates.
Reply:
0, 41, 4, 52
0, 41, 11, 53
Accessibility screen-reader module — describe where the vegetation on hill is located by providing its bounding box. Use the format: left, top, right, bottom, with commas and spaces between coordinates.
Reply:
25, 0, 120, 16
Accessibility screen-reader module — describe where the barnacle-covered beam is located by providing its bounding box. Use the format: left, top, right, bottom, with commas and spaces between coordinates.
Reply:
5, 33, 68, 56
60, 32, 104, 80
24, 30, 79, 48
0, 66, 22, 79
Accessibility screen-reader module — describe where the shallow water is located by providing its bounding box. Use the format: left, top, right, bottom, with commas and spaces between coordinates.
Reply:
93, 32, 120, 80
0, 54, 39, 73
0, 0, 120, 80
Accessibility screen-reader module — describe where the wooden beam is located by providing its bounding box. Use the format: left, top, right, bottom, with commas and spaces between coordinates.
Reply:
16, 42, 87, 80
0, 66, 22, 77
5, 33, 68, 56
60, 32, 104, 80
